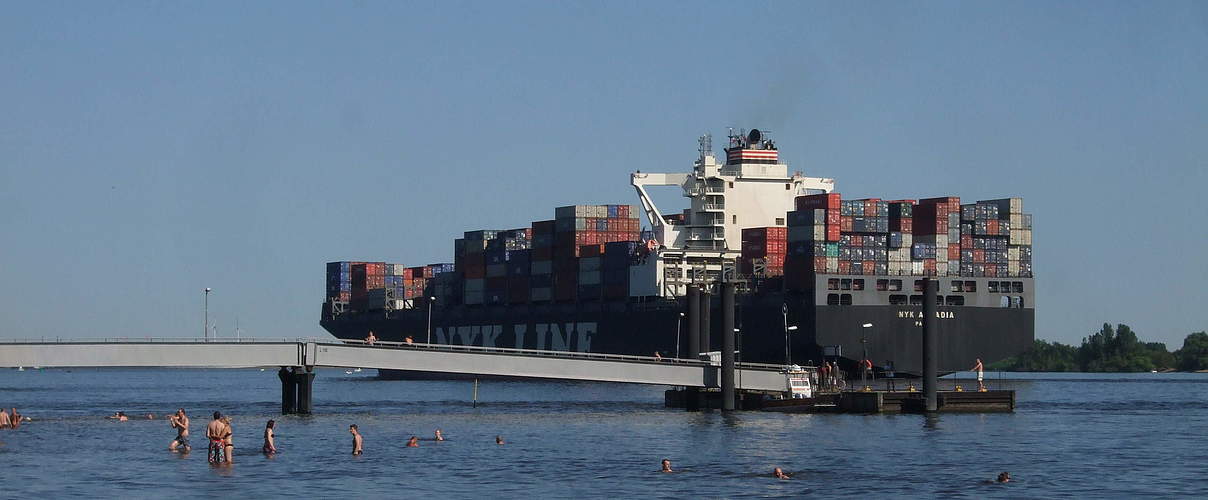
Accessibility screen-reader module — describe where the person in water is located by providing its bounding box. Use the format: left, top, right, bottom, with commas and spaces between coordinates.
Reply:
0, 408, 10, 429
996, 472, 1011, 483
206, 412, 226, 464
495, 435, 505, 445
221, 416, 235, 464
8, 408, 20, 429
661, 459, 673, 473
773, 467, 791, 480
169, 409, 190, 452
407, 436, 419, 447
434, 429, 444, 441
263, 420, 277, 454
350, 424, 362, 455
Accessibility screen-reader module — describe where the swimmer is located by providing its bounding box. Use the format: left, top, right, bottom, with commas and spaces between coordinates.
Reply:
996, 472, 1010, 483
206, 412, 226, 464
407, 436, 419, 447
0, 408, 9, 428
9, 408, 21, 429
434, 429, 444, 441
107, 411, 129, 421
773, 467, 790, 480
495, 435, 505, 445
263, 420, 277, 454
169, 409, 191, 452
221, 416, 234, 464
350, 424, 362, 455
661, 459, 673, 473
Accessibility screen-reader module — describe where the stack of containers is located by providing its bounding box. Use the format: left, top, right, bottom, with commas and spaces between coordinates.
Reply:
603, 241, 639, 299
507, 246, 532, 305
350, 262, 386, 310
530, 220, 556, 302
958, 198, 1032, 277
577, 244, 604, 301
785, 193, 840, 289
552, 205, 640, 302
740, 227, 787, 276
484, 229, 530, 304
458, 230, 496, 305
914, 197, 960, 276
427, 263, 459, 303
384, 264, 407, 299
887, 202, 914, 275
325, 261, 353, 302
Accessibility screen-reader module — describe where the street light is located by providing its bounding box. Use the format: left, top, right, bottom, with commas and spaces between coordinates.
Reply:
675, 312, 685, 359
426, 296, 437, 343
203, 288, 212, 340
782, 303, 798, 366
861, 323, 873, 388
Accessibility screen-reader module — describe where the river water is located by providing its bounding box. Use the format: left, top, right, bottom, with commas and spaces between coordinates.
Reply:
1, 369, 1205, 498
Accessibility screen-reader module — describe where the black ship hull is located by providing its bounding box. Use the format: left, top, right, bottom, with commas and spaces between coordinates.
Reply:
320, 292, 1033, 377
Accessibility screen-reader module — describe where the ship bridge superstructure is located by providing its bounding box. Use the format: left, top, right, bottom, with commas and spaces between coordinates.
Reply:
631, 129, 834, 296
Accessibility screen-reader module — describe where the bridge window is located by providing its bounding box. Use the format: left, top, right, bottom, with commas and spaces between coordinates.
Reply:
827, 278, 839, 290
876, 279, 888, 291
776, 217, 785, 226
988, 281, 999, 293
946, 296, 965, 306
785, 184, 791, 190
1000, 281, 1012, 293
889, 279, 903, 291
840, 294, 853, 305
1012, 281, 1024, 293
827, 293, 840, 305
951, 281, 963, 292
732, 215, 737, 224
840, 279, 851, 290
728, 181, 734, 188
852, 279, 865, 291
889, 294, 907, 305
909, 295, 923, 306
964, 281, 976, 292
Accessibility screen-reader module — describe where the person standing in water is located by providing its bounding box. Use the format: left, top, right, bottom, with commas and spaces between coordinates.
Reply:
8, 408, 20, 429
661, 459, 673, 473
434, 429, 444, 441
262, 420, 277, 454
972, 358, 985, 391
221, 416, 235, 464
206, 412, 226, 464
169, 409, 190, 452
350, 424, 362, 455
0, 408, 10, 429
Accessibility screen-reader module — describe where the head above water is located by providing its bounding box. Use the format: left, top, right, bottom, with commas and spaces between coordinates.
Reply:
997, 472, 1010, 483
266, 420, 275, 429
349, 424, 358, 431
213, 411, 222, 420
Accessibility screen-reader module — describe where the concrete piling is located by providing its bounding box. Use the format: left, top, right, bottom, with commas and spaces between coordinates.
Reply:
700, 288, 712, 354
278, 367, 296, 415
721, 282, 736, 411
923, 278, 938, 413
686, 285, 700, 360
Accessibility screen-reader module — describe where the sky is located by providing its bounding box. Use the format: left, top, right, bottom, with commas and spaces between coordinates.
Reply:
1, 1, 1205, 348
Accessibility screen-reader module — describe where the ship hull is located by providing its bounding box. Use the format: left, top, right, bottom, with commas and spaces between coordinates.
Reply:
320, 293, 1033, 377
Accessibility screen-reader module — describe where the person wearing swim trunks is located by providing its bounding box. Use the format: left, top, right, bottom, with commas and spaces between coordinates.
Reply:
206, 412, 226, 464
972, 358, 985, 391
350, 424, 363, 455
263, 420, 277, 454
169, 409, 191, 452
0, 408, 10, 429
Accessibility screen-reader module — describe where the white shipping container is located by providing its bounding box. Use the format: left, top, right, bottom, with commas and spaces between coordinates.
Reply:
826, 257, 839, 272
912, 261, 924, 275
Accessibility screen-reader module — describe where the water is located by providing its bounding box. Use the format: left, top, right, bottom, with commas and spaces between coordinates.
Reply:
1, 369, 1206, 498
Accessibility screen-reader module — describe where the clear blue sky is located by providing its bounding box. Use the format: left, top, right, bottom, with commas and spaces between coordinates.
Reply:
2, 1, 1205, 347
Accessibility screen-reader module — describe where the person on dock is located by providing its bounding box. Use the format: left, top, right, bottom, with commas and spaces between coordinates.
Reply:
365, 331, 378, 345
495, 435, 505, 445
206, 412, 226, 464
654, 352, 662, 361
407, 436, 419, 447
263, 420, 277, 454
169, 409, 191, 452
972, 358, 985, 391
350, 424, 363, 455
404, 336, 413, 345
661, 459, 673, 473
773, 467, 791, 480
434, 429, 444, 441
221, 416, 235, 464
996, 471, 1010, 483
819, 363, 830, 391
860, 358, 874, 386
0, 408, 10, 429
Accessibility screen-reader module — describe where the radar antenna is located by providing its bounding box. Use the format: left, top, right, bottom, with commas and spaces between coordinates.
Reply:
698, 133, 712, 161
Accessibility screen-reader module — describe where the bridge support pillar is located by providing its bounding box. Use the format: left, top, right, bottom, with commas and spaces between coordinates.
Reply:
279, 367, 297, 414
700, 287, 712, 354
721, 282, 736, 411
294, 368, 315, 415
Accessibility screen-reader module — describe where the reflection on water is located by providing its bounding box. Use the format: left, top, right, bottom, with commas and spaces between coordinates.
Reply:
0, 369, 1206, 497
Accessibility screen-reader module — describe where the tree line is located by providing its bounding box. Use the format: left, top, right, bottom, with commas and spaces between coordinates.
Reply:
988, 323, 1208, 372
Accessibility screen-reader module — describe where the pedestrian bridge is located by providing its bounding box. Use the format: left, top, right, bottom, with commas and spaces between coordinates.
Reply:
0, 338, 792, 412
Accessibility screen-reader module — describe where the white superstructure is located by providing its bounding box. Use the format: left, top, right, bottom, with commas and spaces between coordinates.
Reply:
630, 129, 834, 297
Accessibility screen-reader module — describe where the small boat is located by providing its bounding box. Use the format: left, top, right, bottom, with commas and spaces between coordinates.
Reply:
17, 366, 24, 371
345, 369, 354, 374
354, 368, 363, 373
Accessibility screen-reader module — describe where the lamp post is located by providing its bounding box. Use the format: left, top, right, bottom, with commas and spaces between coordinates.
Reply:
426, 296, 436, 344
861, 323, 873, 388
203, 288, 212, 341
782, 303, 798, 366
675, 312, 685, 359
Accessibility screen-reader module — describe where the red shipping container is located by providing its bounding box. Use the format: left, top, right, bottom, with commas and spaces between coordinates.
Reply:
948, 245, 960, 261
961, 235, 973, 247
618, 205, 630, 218
795, 193, 841, 211
813, 256, 827, 272
973, 249, 985, 263
864, 203, 877, 217
986, 265, 998, 278
850, 236, 862, 248
987, 220, 999, 234
827, 210, 841, 225
841, 217, 853, 232
826, 226, 841, 241
838, 261, 851, 274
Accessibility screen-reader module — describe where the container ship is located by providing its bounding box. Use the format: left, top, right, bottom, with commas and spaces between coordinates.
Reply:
320, 129, 1034, 376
